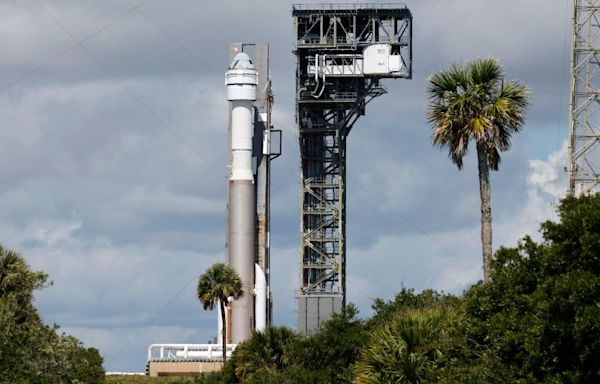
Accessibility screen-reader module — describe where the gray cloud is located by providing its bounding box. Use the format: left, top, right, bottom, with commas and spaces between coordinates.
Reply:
0, 0, 571, 371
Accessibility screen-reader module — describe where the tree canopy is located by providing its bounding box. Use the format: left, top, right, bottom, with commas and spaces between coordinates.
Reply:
0, 245, 104, 383
197, 263, 243, 363
197, 193, 600, 384
464, 194, 600, 383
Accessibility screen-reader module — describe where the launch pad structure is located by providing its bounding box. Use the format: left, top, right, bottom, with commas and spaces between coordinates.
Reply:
293, 3, 412, 333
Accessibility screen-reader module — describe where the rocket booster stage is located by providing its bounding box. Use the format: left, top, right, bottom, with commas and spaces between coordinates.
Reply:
225, 52, 267, 343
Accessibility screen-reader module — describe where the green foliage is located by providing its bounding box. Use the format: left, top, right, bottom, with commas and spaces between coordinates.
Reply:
357, 309, 441, 383
426, 57, 530, 170
357, 195, 600, 382
0, 245, 105, 383
197, 262, 243, 363
233, 326, 298, 380
202, 307, 367, 383
289, 304, 368, 383
242, 365, 329, 384
369, 288, 458, 328
426, 57, 530, 281
193, 372, 229, 384
197, 263, 243, 311
464, 194, 600, 383
9, 193, 595, 384
192, 354, 239, 384
356, 306, 470, 384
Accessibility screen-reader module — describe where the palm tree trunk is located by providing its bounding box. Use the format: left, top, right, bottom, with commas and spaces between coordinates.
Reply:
477, 143, 493, 282
220, 299, 227, 363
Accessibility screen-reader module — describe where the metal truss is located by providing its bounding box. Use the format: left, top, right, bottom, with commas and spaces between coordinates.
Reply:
568, 0, 600, 195
293, 3, 412, 332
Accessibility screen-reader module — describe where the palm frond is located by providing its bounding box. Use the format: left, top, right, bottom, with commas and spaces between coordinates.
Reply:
426, 58, 530, 172
467, 57, 503, 90
197, 263, 243, 311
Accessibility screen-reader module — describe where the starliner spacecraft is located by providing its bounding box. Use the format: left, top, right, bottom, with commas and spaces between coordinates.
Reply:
221, 44, 280, 344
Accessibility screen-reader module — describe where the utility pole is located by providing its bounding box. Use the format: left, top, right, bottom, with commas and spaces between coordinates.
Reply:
568, 0, 600, 196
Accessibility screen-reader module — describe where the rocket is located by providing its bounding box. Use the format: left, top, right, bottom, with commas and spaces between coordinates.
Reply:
223, 52, 268, 343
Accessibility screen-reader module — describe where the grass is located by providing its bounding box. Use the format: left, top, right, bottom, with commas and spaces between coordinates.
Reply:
105, 376, 195, 383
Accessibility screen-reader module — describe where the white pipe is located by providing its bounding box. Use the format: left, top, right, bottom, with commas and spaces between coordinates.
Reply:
312, 54, 320, 96
254, 263, 267, 332
217, 299, 223, 345
315, 71, 327, 98
148, 344, 238, 361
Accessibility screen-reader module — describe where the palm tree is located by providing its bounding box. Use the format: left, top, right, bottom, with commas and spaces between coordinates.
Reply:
0, 244, 47, 318
232, 326, 299, 381
355, 310, 444, 384
197, 263, 243, 363
426, 58, 530, 281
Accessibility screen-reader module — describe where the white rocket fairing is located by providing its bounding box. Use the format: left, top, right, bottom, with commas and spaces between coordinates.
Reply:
226, 53, 257, 183
224, 52, 267, 344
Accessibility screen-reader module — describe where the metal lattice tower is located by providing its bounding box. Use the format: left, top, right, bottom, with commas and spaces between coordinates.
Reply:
293, 3, 412, 333
568, 0, 600, 195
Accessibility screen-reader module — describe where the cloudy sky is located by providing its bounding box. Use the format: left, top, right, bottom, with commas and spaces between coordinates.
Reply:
1, 0, 570, 372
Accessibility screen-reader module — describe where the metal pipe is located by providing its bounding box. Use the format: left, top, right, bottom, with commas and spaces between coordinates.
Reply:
147, 344, 238, 362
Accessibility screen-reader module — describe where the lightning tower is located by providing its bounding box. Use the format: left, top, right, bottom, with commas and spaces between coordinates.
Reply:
293, 3, 412, 333
568, 0, 600, 195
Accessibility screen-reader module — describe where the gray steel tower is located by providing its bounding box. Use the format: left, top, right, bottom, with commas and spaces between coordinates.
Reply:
293, 4, 412, 333
568, 0, 600, 196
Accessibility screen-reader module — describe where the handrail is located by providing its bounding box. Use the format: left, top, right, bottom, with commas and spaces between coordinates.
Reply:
292, 3, 407, 11
147, 343, 238, 361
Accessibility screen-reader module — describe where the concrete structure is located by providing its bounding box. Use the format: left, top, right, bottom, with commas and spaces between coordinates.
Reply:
147, 361, 223, 377
293, 3, 412, 333
146, 344, 234, 377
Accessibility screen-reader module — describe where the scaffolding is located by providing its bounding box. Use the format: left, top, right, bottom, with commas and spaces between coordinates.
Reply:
293, 3, 412, 333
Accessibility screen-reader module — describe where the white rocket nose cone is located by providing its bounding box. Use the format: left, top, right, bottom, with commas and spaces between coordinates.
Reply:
230, 52, 255, 70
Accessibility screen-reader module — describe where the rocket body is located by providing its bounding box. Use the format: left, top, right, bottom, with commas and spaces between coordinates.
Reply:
225, 53, 260, 343
228, 181, 255, 342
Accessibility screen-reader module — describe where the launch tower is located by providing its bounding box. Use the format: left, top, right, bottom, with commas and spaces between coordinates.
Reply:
293, 3, 412, 333
568, 0, 600, 196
